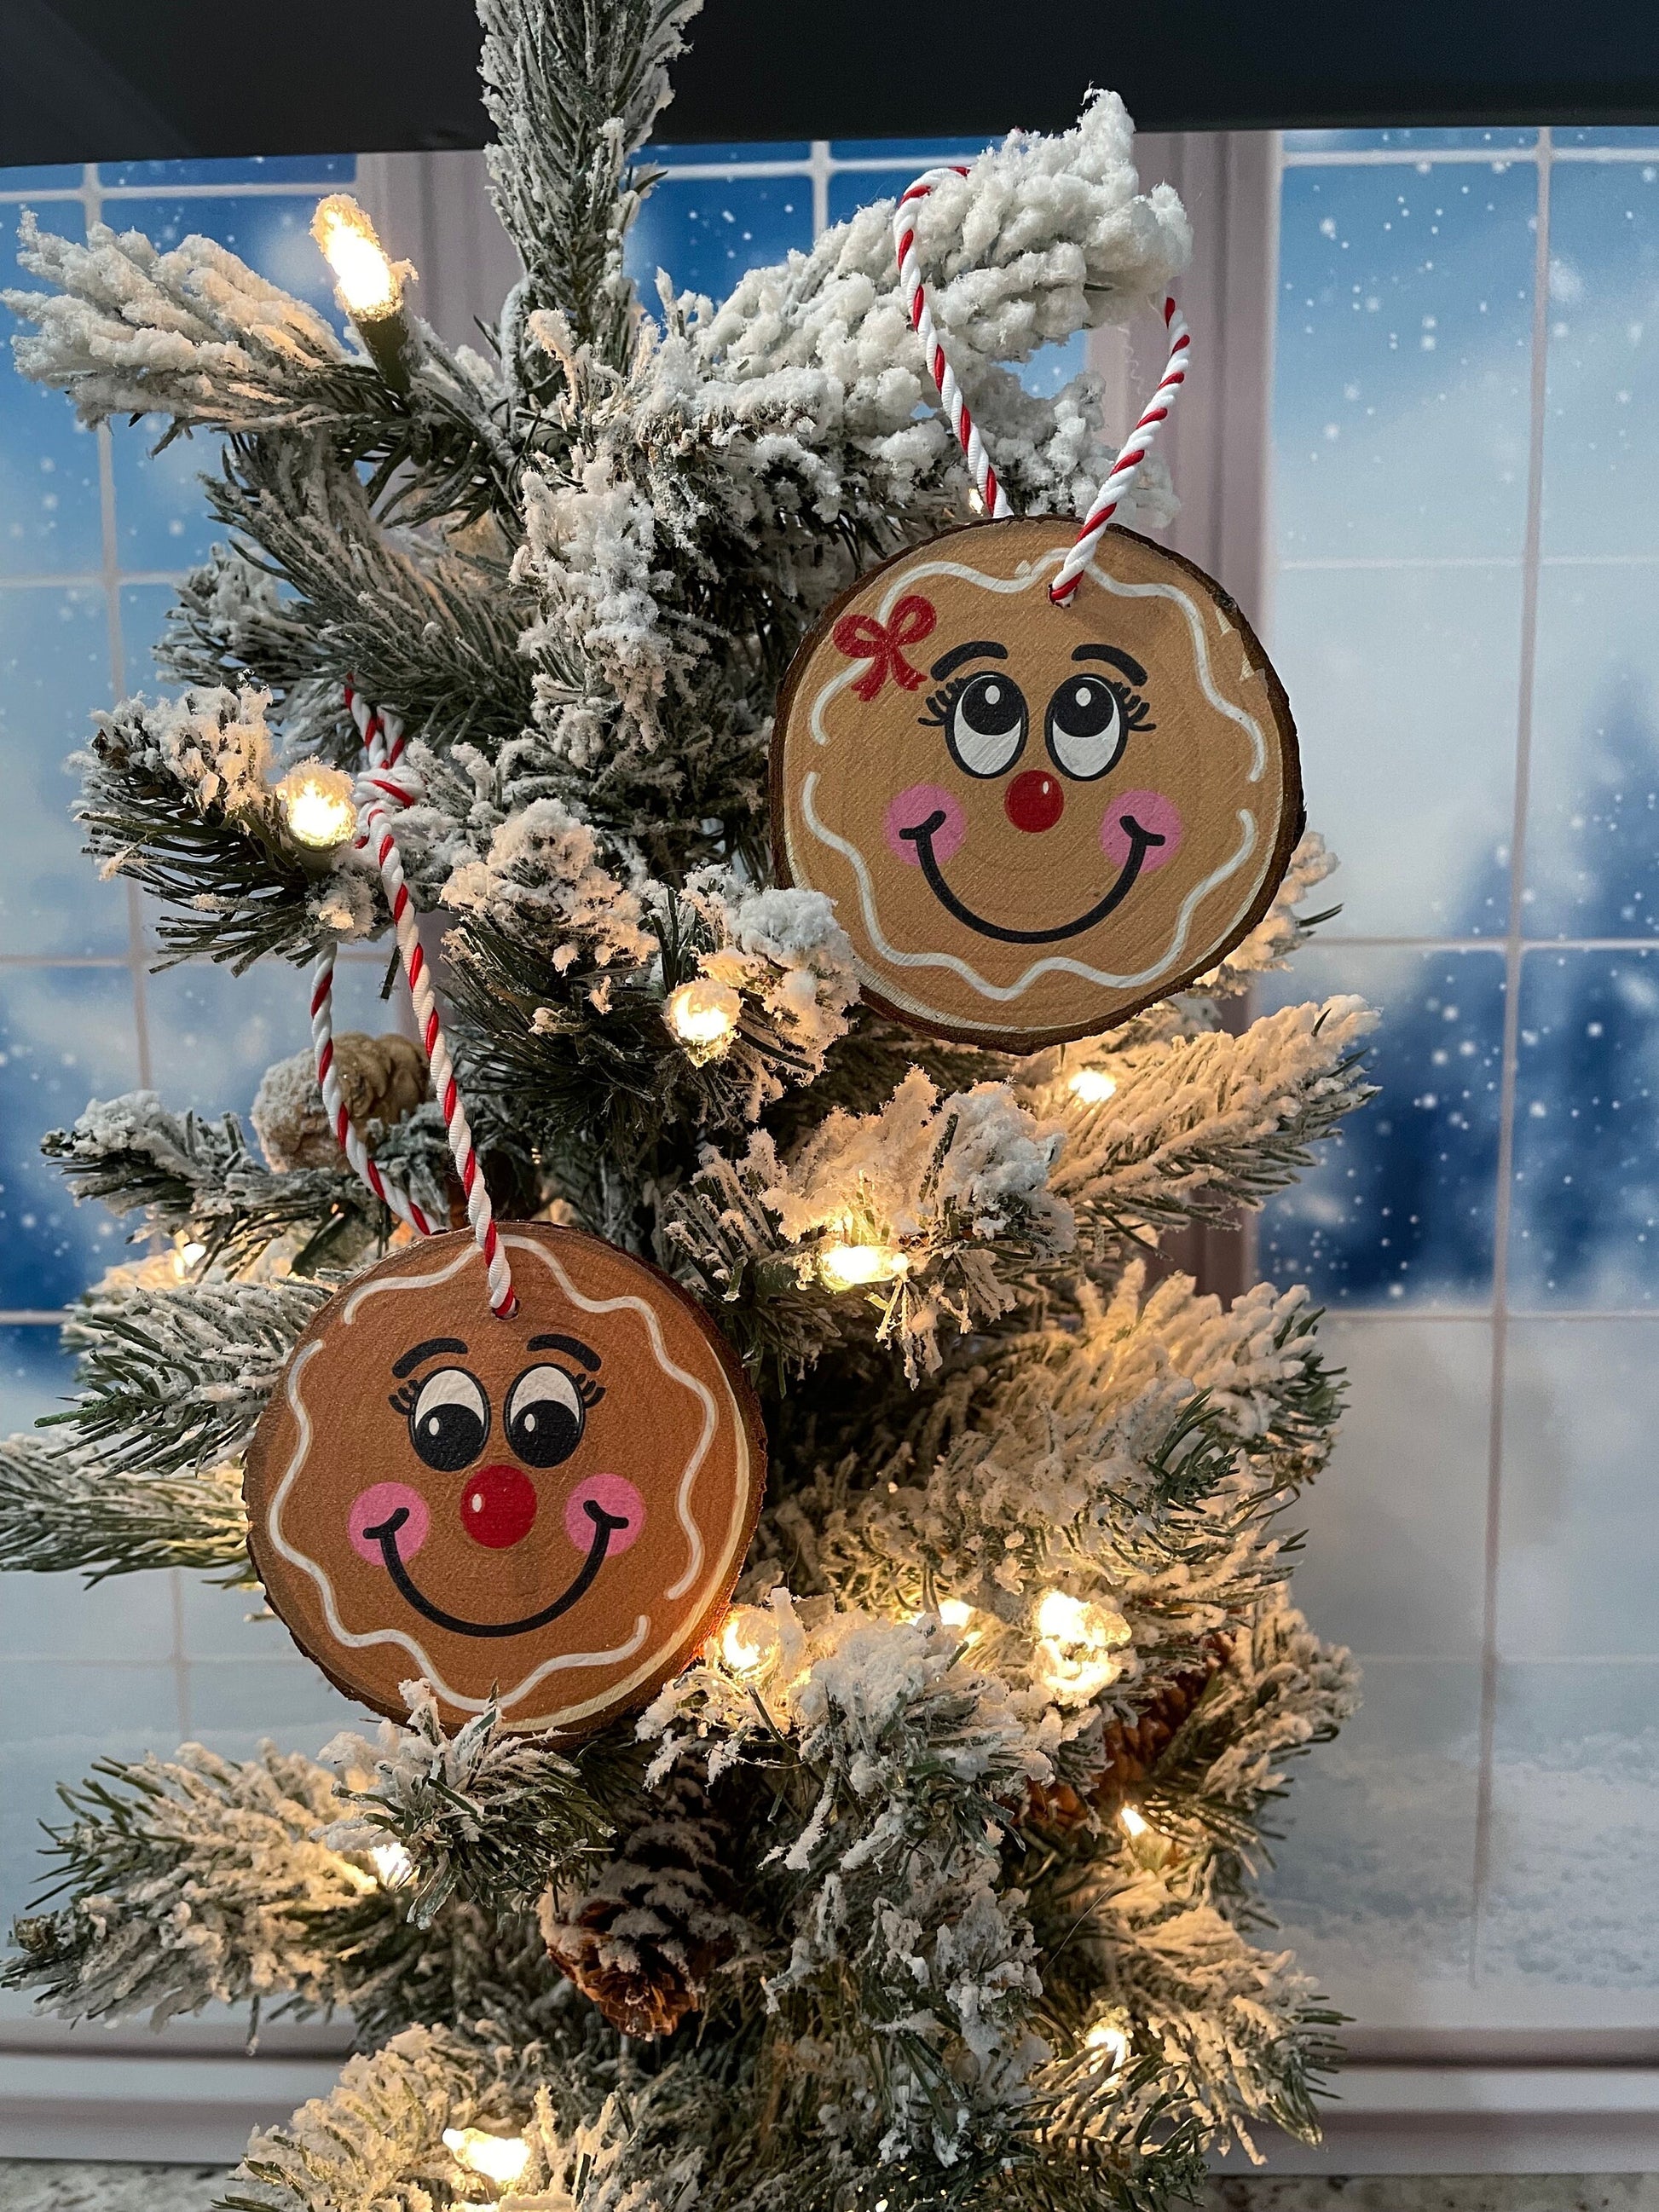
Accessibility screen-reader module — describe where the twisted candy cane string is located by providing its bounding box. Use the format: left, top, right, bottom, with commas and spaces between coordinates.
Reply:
308, 684, 517, 1318
893, 168, 1011, 520
1048, 297, 1191, 604
893, 165, 1192, 594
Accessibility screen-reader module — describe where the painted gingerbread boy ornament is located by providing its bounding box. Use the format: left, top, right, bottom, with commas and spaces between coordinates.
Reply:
246, 1225, 766, 1738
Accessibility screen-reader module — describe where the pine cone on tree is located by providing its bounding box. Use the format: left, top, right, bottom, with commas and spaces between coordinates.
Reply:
251, 1033, 427, 1173
538, 1782, 747, 2040
1090, 1632, 1234, 1816
1022, 1634, 1234, 1835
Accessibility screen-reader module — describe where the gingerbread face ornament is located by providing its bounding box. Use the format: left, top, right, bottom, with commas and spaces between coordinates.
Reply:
245, 1226, 766, 1736
772, 517, 1303, 1049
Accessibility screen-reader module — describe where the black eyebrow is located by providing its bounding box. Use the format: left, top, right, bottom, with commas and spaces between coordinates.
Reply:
1072, 644, 1148, 685
929, 640, 1007, 681
391, 1337, 469, 1377
526, 1332, 604, 1372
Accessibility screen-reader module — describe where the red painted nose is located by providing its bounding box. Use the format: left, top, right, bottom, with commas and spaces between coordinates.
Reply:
460, 1464, 538, 1549
1005, 769, 1065, 833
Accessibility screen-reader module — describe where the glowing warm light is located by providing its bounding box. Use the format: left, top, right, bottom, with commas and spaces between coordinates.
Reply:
937, 1598, 974, 1629
171, 1237, 208, 1280
1033, 1588, 1132, 1704
370, 1840, 414, 1888
275, 762, 356, 851
442, 2128, 530, 2188
312, 195, 402, 319
818, 1238, 909, 1291
719, 1605, 777, 1681
1068, 1066, 1117, 1105
664, 977, 740, 1064
1084, 2016, 1130, 2071
1119, 1804, 1149, 1839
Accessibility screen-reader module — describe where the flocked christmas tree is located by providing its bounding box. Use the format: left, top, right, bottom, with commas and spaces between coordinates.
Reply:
0, 4, 1377, 2204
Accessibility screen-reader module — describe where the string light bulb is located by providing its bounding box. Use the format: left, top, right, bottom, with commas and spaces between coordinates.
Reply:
369, 1840, 414, 1888
937, 1598, 973, 1629
818, 1233, 909, 1291
1068, 1066, 1117, 1105
664, 977, 740, 1065
442, 2128, 531, 2189
275, 761, 356, 852
1084, 2015, 1131, 2071
311, 194, 415, 392
1119, 1804, 1149, 1839
718, 1604, 778, 1682
1033, 1588, 1132, 1704
171, 1236, 208, 1281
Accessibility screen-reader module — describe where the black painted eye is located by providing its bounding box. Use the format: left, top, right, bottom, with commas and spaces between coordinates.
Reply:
1045, 675, 1126, 781
505, 1364, 586, 1469
408, 1367, 488, 1471
947, 672, 1027, 777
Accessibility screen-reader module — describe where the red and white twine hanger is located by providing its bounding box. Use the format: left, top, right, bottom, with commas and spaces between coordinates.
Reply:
893, 165, 1192, 604
308, 684, 517, 1318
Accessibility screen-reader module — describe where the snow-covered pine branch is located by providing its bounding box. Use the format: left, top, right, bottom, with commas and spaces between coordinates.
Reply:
1038, 996, 1379, 1238
45, 1276, 327, 1479
3, 1744, 379, 2028
3, 212, 349, 430
0, 1433, 250, 1583
666, 1066, 1071, 1377
699, 91, 1191, 524
480, 0, 703, 366
43, 1090, 378, 1275
321, 1684, 635, 1927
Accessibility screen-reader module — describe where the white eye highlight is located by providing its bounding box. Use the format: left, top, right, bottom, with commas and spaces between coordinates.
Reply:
408, 1367, 488, 1471
946, 672, 1027, 778
1045, 674, 1126, 781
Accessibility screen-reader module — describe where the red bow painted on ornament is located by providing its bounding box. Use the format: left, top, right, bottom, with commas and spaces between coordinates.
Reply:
832, 594, 937, 702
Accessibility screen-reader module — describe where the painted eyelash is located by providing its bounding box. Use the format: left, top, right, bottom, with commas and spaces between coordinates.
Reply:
391, 1372, 605, 1416
916, 675, 967, 731
924, 674, 1154, 735
1108, 680, 1155, 735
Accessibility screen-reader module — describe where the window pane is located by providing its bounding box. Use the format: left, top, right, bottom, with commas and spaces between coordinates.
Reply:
1256, 948, 1506, 1307
0, 201, 101, 581
1525, 564, 1659, 939
1540, 158, 1659, 560
0, 966, 138, 1308
1269, 562, 1519, 938
1264, 1658, 1481, 2010
1510, 948, 1659, 1308
1274, 160, 1535, 560
0, 584, 127, 956
627, 175, 812, 297
1499, 1320, 1659, 1655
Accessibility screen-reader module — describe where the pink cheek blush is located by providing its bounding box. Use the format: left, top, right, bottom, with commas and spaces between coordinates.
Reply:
885, 783, 967, 866
1101, 790, 1184, 873
565, 1473, 646, 1555
349, 1483, 431, 1566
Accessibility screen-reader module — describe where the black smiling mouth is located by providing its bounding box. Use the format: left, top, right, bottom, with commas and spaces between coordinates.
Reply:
361, 1496, 630, 1638
897, 809, 1166, 943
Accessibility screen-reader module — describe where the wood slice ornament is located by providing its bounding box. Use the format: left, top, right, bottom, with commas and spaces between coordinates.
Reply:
770, 165, 1303, 1051
245, 1224, 766, 1737
772, 516, 1302, 1050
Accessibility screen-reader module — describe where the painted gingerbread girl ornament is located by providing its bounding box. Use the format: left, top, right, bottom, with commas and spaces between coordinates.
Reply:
772, 171, 1302, 1051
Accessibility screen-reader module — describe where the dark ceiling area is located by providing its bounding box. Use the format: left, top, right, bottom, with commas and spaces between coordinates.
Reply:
5, 0, 1659, 167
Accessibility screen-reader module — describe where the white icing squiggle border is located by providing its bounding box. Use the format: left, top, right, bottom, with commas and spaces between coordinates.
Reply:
263, 1238, 753, 1726
797, 540, 1274, 1018
805, 777, 1258, 1002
